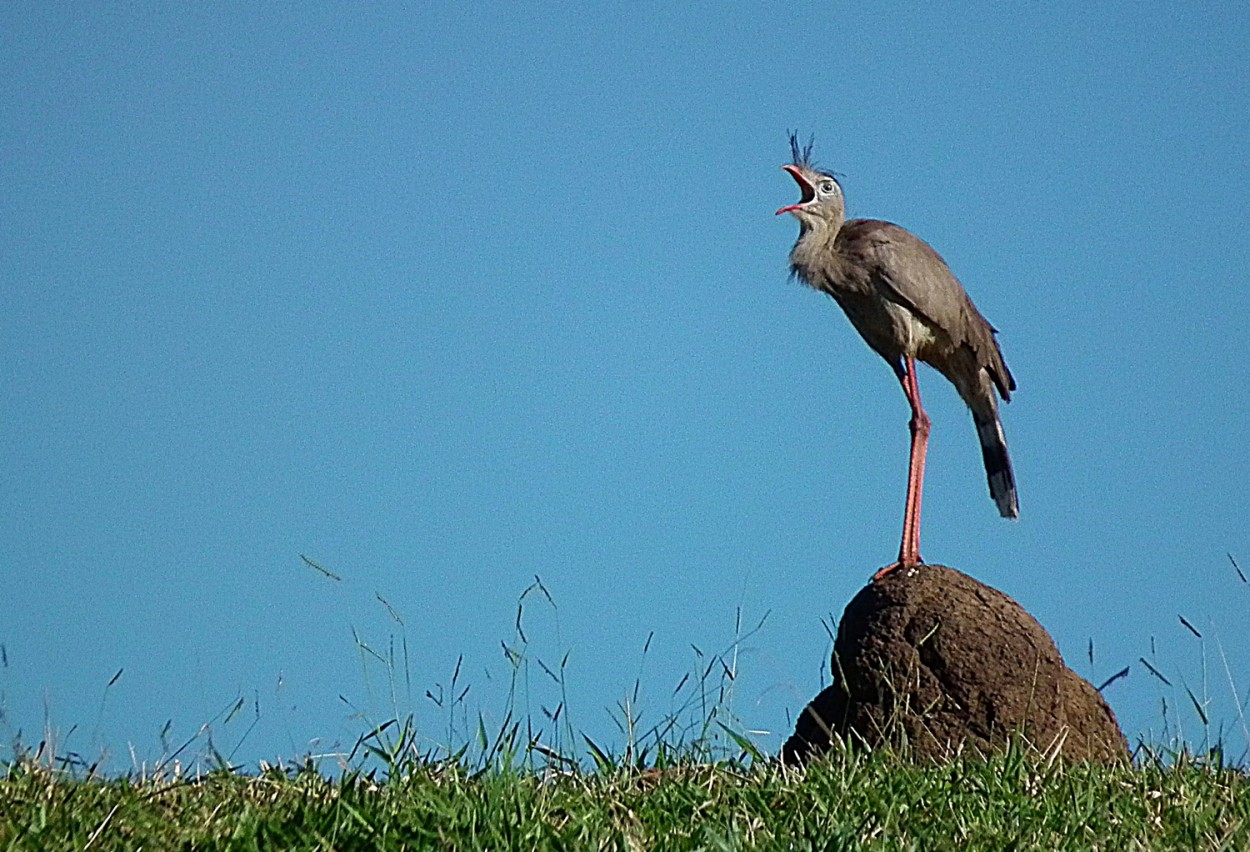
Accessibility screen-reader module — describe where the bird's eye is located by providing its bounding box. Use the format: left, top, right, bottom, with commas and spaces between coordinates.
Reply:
820, 181, 836, 194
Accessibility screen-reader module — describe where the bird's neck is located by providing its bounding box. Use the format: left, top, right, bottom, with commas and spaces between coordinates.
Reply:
789, 217, 845, 287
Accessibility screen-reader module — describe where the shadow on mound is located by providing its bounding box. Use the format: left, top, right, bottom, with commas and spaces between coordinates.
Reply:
783, 564, 1128, 765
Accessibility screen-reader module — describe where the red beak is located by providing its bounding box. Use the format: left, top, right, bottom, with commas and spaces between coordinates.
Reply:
775, 164, 815, 216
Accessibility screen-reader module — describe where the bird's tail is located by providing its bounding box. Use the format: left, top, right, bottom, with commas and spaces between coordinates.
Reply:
973, 409, 1018, 519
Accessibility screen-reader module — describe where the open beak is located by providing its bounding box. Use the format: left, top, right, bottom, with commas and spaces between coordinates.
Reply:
775, 165, 815, 216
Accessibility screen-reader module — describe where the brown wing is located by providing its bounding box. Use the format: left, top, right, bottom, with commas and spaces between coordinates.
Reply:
839, 219, 1015, 400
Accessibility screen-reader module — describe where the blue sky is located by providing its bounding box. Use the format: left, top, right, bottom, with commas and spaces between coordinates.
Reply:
3, 3, 1249, 770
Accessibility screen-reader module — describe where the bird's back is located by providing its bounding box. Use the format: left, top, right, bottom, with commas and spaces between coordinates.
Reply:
830, 218, 1014, 406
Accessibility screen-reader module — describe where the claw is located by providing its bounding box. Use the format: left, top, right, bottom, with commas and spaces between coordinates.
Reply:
873, 558, 923, 583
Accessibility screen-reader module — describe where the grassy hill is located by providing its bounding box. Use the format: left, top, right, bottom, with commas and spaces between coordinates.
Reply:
3, 742, 1248, 850
5, 567, 1247, 849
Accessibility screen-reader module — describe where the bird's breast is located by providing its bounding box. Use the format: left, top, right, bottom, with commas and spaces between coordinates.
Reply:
789, 232, 950, 362
827, 287, 940, 361
882, 299, 942, 359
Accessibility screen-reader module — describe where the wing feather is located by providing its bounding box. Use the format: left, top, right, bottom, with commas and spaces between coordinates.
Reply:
839, 219, 1015, 400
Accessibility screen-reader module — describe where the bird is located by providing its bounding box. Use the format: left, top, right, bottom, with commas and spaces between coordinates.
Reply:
775, 134, 1017, 580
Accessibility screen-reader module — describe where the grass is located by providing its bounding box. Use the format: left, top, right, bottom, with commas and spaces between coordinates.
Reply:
3, 562, 1249, 849
3, 743, 1249, 849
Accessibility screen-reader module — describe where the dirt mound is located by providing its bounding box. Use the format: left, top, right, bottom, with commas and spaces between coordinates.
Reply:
783, 564, 1128, 764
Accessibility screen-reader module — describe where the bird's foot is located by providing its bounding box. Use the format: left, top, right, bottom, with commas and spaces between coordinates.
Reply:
873, 559, 923, 582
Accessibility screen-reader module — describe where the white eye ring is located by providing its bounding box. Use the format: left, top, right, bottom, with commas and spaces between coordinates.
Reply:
820, 181, 836, 194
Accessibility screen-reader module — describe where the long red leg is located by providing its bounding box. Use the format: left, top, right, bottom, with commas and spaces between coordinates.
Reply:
874, 357, 931, 581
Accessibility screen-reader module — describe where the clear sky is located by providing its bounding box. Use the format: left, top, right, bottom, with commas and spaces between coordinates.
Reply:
3, 3, 1249, 771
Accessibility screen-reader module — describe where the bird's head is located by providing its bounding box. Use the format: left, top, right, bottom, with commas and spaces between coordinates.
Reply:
776, 133, 845, 229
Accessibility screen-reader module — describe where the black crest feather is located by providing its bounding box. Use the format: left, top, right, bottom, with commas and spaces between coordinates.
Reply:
786, 131, 842, 181
788, 131, 816, 168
